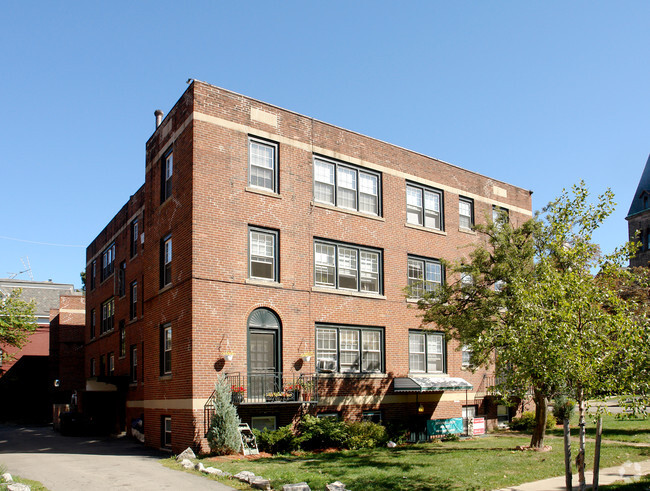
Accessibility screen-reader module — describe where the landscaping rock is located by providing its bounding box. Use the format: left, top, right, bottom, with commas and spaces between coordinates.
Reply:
234, 471, 256, 483
195, 462, 206, 472
326, 481, 349, 491
2, 472, 13, 483
387, 441, 397, 448
7, 483, 31, 491
203, 466, 222, 475
176, 447, 196, 461
180, 458, 195, 469
250, 477, 272, 490
282, 483, 311, 491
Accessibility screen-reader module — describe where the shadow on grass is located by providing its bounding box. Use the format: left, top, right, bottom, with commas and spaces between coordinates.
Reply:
547, 427, 650, 441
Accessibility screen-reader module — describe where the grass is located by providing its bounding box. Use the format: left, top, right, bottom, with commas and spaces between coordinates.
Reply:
163, 435, 649, 491
547, 412, 650, 444
0, 468, 49, 491
600, 474, 650, 490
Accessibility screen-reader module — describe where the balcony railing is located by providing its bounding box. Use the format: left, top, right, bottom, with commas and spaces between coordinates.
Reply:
225, 372, 318, 405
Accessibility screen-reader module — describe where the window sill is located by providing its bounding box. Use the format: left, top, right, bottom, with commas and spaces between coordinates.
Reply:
311, 202, 385, 222
246, 187, 281, 199
459, 227, 476, 235
245, 279, 284, 288
311, 286, 386, 300
159, 374, 172, 381
128, 318, 138, 325
317, 373, 387, 379
408, 372, 449, 378
159, 283, 173, 294
405, 223, 446, 236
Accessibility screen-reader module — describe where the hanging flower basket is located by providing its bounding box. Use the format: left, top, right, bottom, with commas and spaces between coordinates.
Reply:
301, 352, 313, 362
224, 352, 234, 361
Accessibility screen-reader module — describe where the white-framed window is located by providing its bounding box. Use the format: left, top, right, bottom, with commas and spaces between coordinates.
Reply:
101, 298, 114, 334
462, 345, 472, 368
409, 331, 445, 373
251, 416, 277, 432
90, 309, 96, 339
313, 157, 380, 216
108, 352, 115, 375
316, 325, 384, 374
130, 281, 138, 320
101, 243, 115, 281
407, 256, 443, 298
161, 150, 173, 202
492, 205, 509, 225
314, 240, 381, 294
131, 218, 139, 258
249, 137, 278, 193
362, 411, 382, 423
119, 323, 126, 357
406, 183, 443, 230
161, 323, 172, 375
459, 197, 474, 230
162, 416, 171, 448
90, 260, 96, 290
130, 345, 138, 383
316, 412, 340, 420
160, 234, 172, 288
249, 227, 278, 281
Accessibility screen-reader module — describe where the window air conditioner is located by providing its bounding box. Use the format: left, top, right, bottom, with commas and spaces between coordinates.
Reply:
316, 359, 336, 373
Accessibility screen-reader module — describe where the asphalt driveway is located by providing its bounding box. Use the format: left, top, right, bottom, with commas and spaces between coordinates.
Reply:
0, 424, 234, 490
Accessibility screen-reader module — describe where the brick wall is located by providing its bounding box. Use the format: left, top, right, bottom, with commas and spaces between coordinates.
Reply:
85, 81, 532, 453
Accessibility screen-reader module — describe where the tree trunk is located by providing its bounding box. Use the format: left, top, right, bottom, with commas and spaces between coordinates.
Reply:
563, 418, 572, 491
577, 388, 586, 491
593, 415, 603, 490
530, 388, 548, 448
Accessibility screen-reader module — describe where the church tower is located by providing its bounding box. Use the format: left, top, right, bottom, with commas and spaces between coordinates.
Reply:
626, 154, 650, 267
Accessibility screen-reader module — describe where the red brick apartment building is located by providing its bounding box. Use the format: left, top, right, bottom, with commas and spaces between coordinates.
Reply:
84, 80, 532, 453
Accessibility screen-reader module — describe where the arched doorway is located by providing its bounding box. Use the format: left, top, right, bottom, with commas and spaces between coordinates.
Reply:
247, 308, 281, 401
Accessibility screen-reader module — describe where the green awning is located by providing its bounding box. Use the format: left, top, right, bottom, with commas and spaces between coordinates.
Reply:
393, 376, 473, 392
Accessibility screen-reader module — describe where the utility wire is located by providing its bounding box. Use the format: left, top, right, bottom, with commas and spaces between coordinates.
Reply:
0, 235, 85, 248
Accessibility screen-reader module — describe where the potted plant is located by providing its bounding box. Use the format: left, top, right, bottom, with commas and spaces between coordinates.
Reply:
300, 380, 315, 401
300, 351, 313, 362
231, 384, 245, 404
284, 384, 300, 401
223, 350, 234, 362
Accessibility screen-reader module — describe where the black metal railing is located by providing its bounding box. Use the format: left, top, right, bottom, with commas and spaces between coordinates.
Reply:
225, 372, 318, 405
204, 371, 319, 431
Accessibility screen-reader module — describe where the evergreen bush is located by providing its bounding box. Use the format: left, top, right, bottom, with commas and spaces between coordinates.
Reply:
206, 375, 242, 455
552, 394, 576, 422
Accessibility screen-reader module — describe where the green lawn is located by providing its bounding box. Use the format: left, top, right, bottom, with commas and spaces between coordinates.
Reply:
600, 474, 650, 490
546, 413, 650, 444
164, 435, 649, 491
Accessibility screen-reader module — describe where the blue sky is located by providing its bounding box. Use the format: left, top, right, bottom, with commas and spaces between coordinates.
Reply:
1, 1, 648, 289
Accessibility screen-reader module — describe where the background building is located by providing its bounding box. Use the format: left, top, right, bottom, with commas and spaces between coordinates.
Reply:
84, 81, 533, 452
627, 154, 650, 267
0, 278, 75, 422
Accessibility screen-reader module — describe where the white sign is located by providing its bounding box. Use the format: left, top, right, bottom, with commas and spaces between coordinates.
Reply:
473, 417, 485, 435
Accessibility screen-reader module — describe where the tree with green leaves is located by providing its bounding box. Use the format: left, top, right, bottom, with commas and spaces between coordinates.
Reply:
415, 182, 649, 489
206, 374, 242, 455
0, 289, 38, 356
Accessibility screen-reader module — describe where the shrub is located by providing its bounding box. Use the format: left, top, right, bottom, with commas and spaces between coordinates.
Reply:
206, 375, 242, 455
509, 411, 557, 431
552, 394, 576, 422
546, 413, 557, 429
442, 432, 460, 442
384, 420, 410, 444
345, 421, 389, 449
298, 415, 348, 450
253, 424, 299, 454
509, 411, 536, 431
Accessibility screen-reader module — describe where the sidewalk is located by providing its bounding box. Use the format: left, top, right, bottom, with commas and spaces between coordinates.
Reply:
496, 459, 650, 490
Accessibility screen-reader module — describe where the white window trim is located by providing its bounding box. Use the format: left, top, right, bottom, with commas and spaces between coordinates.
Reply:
409, 331, 446, 374
248, 137, 279, 193
316, 325, 384, 374
313, 156, 381, 217
314, 240, 382, 295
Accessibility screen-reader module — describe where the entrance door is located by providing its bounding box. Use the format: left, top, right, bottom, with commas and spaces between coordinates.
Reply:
247, 308, 281, 402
